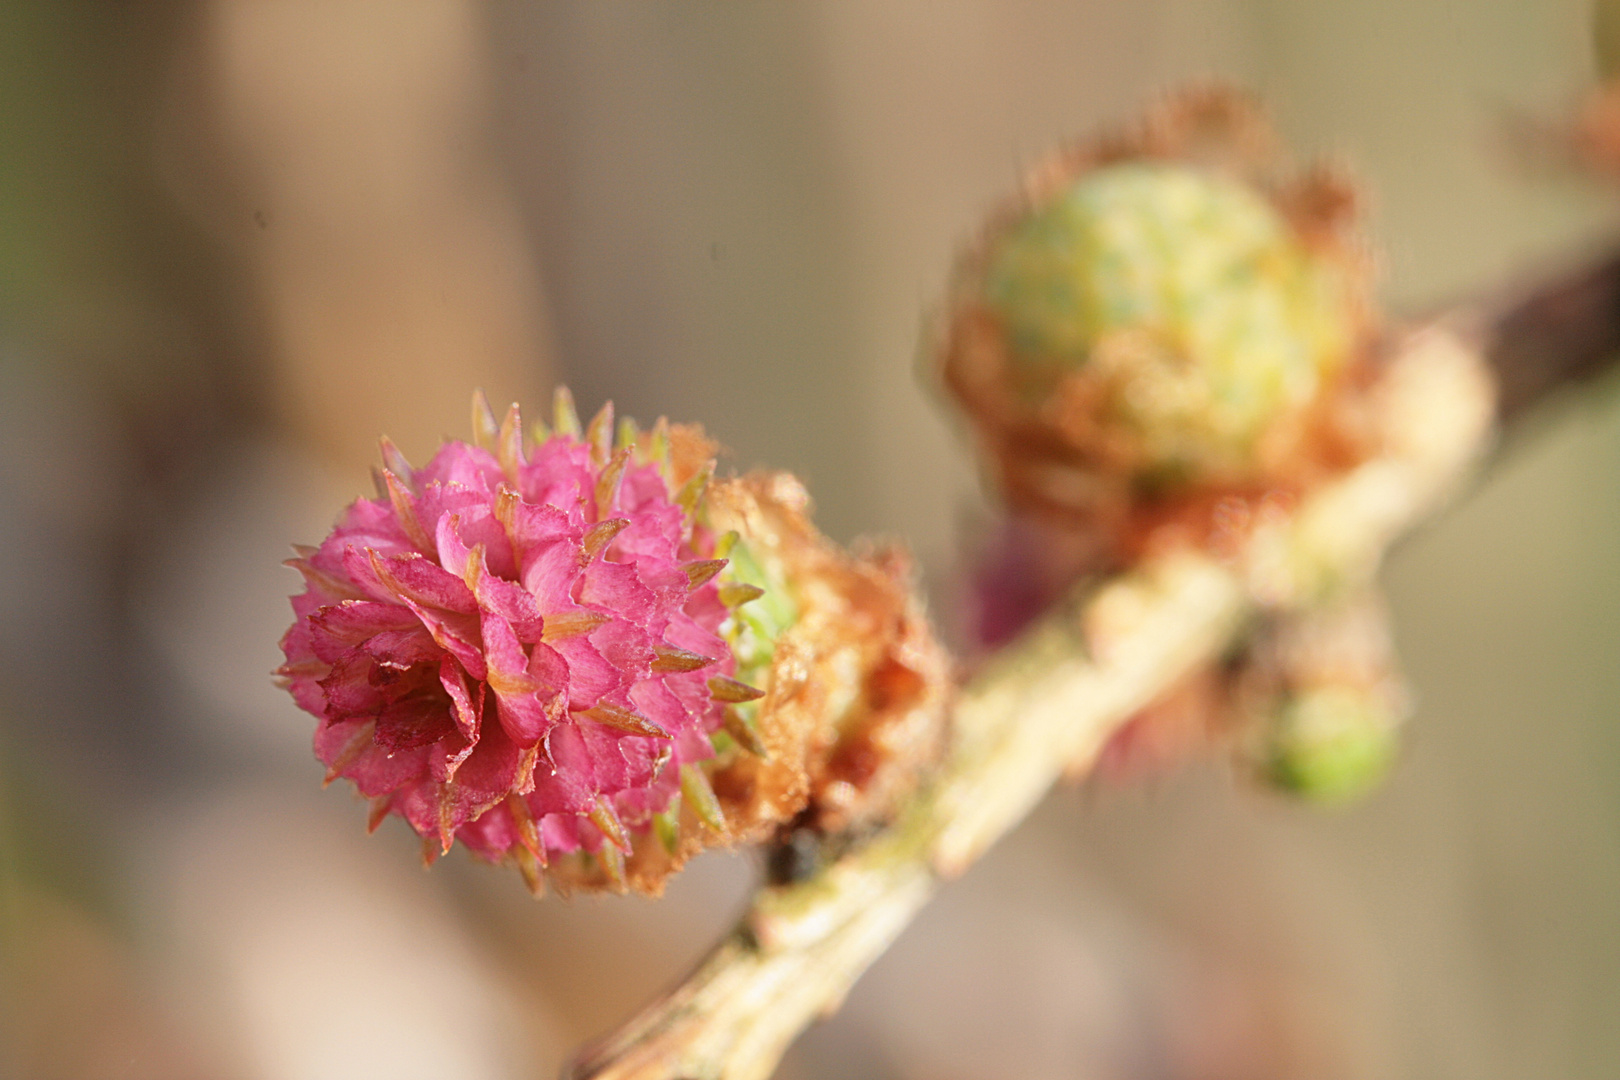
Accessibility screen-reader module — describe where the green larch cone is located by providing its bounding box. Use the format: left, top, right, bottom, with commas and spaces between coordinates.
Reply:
985, 162, 1356, 478
1096, 586, 1408, 806
1238, 590, 1409, 804
1263, 685, 1399, 804
943, 86, 1376, 530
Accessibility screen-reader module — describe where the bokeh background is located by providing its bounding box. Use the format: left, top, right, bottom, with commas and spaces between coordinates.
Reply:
2, 2, 1618, 1078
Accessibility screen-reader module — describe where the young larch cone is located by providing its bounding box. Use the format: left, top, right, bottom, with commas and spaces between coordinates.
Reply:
1090, 587, 1409, 804
277, 389, 948, 895
1237, 592, 1409, 804
941, 85, 1377, 541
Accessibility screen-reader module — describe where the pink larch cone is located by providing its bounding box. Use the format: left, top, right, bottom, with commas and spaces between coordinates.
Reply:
277, 392, 739, 893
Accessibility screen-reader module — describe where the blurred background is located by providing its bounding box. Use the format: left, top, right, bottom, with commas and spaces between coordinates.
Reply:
1, 2, 1617, 1078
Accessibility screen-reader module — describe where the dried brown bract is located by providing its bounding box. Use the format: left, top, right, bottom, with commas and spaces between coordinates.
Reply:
705, 473, 951, 845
